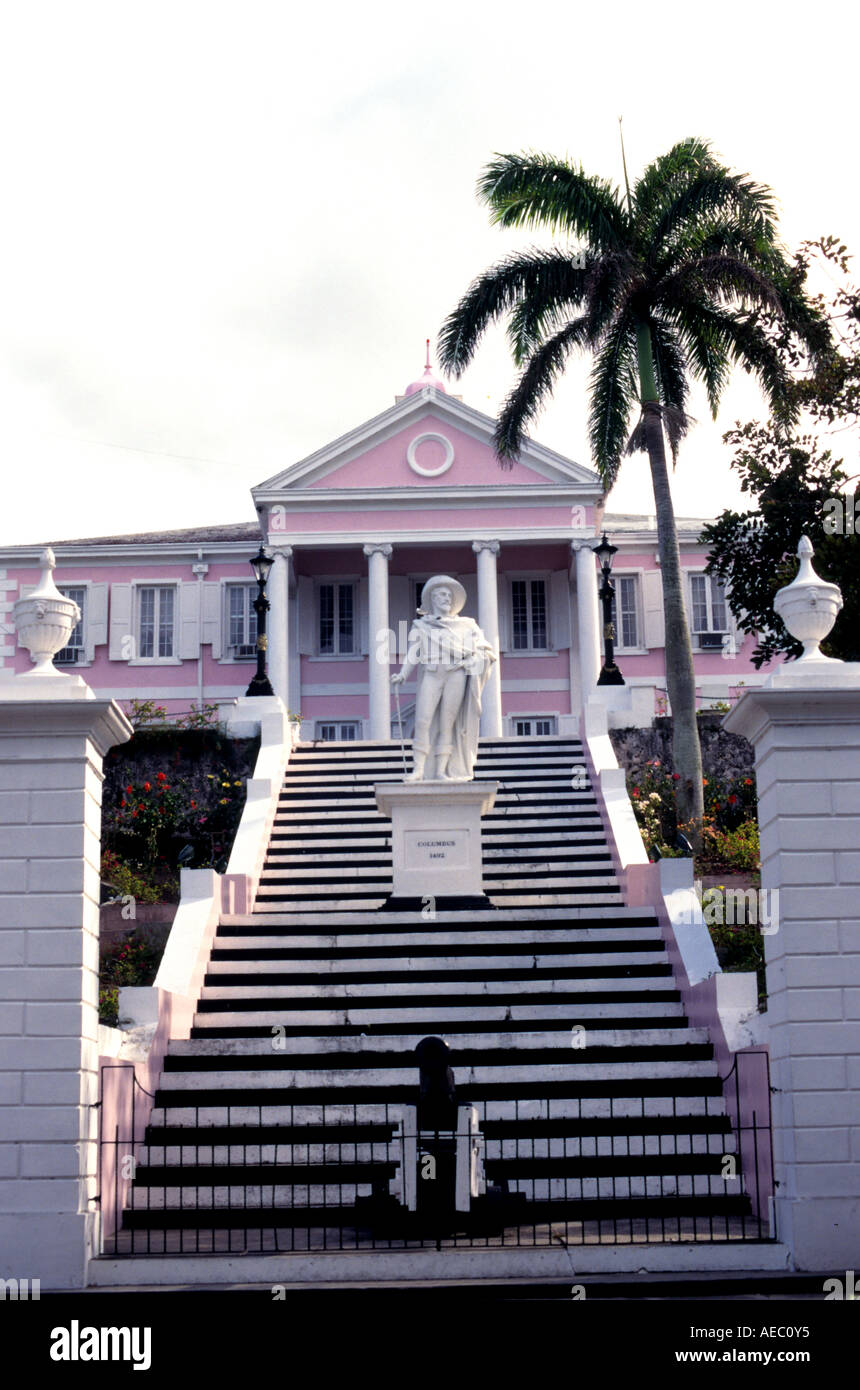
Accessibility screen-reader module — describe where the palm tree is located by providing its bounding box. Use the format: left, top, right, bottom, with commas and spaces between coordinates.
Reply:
438, 137, 831, 841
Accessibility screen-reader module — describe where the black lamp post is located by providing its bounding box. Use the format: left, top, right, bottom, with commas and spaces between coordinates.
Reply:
594, 532, 625, 686
245, 545, 275, 697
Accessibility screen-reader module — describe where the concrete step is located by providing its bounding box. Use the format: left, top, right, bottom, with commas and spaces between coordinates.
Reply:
210, 926, 664, 954
187, 1002, 687, 1028
155, 1060, 720, 1096
147, 1093, 728, 1127
199, 950, 668, 983
220, 906, 658, 928
172, 1028, 709, 1058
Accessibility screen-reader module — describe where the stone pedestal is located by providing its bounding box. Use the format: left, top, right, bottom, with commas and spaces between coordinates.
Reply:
725, 665, 860, 1270
0, 680, 132, 1287
374, 781, 498, 907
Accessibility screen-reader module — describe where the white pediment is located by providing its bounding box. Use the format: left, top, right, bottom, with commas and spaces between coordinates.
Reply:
252, 388, 601, 497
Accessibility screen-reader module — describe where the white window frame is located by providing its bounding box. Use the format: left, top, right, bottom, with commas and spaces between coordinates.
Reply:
130, 582, 181, 665
686, 570, 730, 652
609, 570, 647, 654
314, 577, 360, 659
56, 583, 90, 666
507, 573, 551, 653
224, 582, 258, 662
510, 715, 558, 737
316, 720, 361, 742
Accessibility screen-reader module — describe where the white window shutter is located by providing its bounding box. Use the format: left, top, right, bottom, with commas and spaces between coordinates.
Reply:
297, 576, 315, 655
178, 583, 201, 659
358, 578, 369, 654
201, 582, 223, 657
109, 584, 132, 660
497, 577, 511, 653
642, 570, 665, 649
549, 570, 571, 650
87, 582, 108, 659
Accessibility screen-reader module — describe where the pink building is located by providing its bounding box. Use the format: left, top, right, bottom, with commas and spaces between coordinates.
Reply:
0, 369, 768, 732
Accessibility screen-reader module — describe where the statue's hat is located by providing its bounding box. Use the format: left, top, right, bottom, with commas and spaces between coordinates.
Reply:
418, 575, 467, 616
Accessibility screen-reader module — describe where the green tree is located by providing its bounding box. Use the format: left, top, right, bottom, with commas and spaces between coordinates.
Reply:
702, 427, 860, 665
438, 139, 831, 840
704, 239, 860, 666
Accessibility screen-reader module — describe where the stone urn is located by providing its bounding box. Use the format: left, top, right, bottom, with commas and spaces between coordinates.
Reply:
13, 547, 81, 675
773, 536, 842, 663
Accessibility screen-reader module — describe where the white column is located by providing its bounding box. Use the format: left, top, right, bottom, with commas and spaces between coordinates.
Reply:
0, 691, 132, 1287
266, 546, 291, 705
363, 543, 393, 740
573, 539, 601, 706
472, 540, 502, 738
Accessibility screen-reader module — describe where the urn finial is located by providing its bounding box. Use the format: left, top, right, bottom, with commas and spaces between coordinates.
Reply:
13, 548, 81, 675
773, 535, 842, 663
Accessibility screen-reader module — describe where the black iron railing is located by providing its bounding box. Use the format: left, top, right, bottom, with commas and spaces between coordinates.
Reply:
96, 1058, 775, 1256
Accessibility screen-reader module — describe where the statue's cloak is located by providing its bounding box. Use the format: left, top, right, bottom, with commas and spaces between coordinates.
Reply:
408, 614, 496, 780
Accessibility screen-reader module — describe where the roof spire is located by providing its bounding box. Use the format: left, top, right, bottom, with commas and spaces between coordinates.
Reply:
402, 339, 448, 397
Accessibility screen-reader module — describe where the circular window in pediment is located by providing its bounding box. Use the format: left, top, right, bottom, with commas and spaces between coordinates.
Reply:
406, 432, 454, 477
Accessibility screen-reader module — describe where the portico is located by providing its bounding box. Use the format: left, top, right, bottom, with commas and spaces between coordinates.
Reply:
254, 374, 606, 741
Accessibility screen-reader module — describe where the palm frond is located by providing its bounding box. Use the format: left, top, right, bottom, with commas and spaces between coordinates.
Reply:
478, 152, 627, 250
632, 137, 718, 227
659, 303, 731, 417
641, 166, 779, 262
437, 248, 587, 376
648, 320, 693, 460
656, 254, 784, 313
587, 314, 637, 487
494, 318, 592, 464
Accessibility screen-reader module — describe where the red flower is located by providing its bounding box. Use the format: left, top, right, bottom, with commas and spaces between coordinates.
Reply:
728, 794, 738, 805
632, 787, 640, 798
672, 773, 681, 781
702, 778, 708, 786
126, 784, 133, 794
120, 799, 126, 808
156, 772, 166, 783
143, 781, 151, 792
132, 810, 138, 818
744, 778, 753, 786
190, 800, 197, 809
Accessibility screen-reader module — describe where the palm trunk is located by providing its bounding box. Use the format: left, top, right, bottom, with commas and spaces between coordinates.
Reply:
636, 324, 704, 847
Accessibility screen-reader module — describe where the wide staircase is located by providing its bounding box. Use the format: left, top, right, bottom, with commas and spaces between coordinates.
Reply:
116, 737, 755, 1253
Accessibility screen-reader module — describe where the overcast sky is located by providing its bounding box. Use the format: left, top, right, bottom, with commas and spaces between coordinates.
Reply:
1, 1, 857, 546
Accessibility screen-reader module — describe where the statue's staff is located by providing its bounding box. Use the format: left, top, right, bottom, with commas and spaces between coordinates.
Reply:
392, 676, 408, 777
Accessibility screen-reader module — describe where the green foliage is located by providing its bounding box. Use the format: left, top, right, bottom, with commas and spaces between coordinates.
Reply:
704, 887, 767, 1006
702, 426, 860, 666
628, 759, 759, 871
98, 935, 162, 1025
104, 764, 247, 874
129, 699, 224, 730
99, 849, 167, 904
704, 238, 860, 667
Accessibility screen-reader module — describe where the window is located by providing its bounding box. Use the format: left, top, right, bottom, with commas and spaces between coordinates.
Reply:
510, 579, 548, 650
689, 573, 729, 649
317, 721, 360, 741
514, 717, 557, 737
56, 587, 86, 664
610, 575, 640, 649
226, 584, 258, 659
138, 586, 175, 659
412, 578, 430, 614
319, 582, 355, 655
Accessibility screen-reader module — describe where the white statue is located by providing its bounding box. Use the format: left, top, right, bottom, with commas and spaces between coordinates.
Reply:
391, 575, 498, 781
